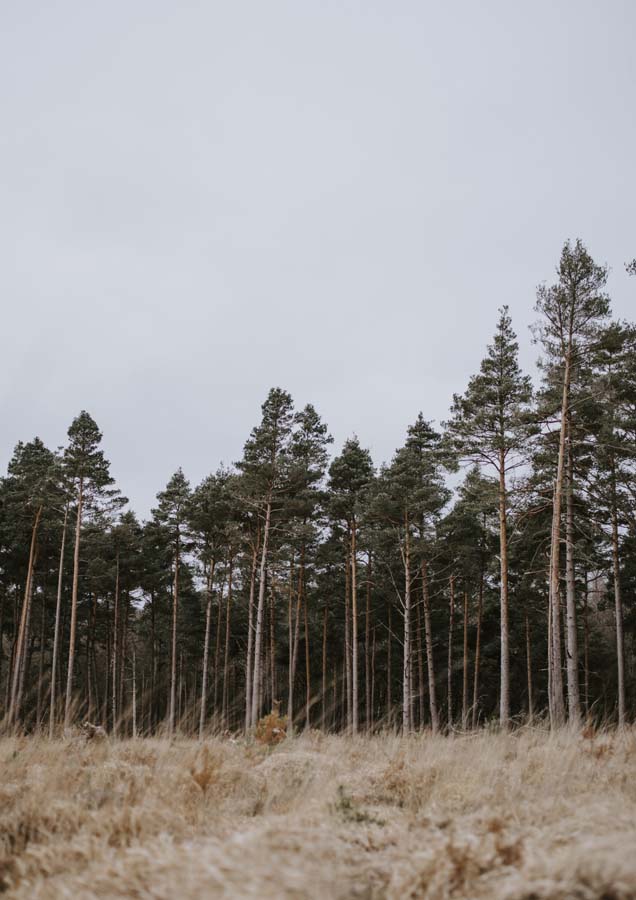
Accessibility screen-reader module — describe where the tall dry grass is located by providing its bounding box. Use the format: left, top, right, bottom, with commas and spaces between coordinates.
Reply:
2, 726, 636, 898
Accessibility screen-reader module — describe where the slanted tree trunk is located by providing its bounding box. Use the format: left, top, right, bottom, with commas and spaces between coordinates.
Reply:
199, 561, 215, 738
9, 505, 42, 726
564, 423, 581, 725
421, 561, 439, 733
251, 498, 271, 728
65, 480, 84, 727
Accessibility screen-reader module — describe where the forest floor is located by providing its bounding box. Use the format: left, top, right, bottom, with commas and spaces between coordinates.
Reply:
1, 727, 636, 899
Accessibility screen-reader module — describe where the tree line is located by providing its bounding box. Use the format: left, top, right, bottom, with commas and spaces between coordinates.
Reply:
2, 239, 635, 736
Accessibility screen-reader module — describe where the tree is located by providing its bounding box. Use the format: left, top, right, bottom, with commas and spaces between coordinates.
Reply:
152, 469, 192, 734
237, 388, 294, 728
329, 438, 374, 733
446, 307, 533, 727
534, 241, 610, 726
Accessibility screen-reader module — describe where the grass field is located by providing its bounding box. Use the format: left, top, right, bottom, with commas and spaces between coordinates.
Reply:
1, 727, 636, 898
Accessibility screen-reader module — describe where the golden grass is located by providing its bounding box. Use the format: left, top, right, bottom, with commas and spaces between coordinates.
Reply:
2, 727, 636, 898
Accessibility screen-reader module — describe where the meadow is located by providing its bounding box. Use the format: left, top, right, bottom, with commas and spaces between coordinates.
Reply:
1, 726, 636, 899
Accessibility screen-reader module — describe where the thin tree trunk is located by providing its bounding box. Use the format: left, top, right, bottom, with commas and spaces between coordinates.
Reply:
9, 506, 42, 726
251, 499, 271, 728
583, 574, 590, 717
525, 610, 533, 720
387, 605, 392, 726
365, 553, 371, 731
322, 604, 328, 730
472, 558, 484, 729
462, 591, 469, 730
169, 533, 180, 735
351, 518, 359, 734
304, 585, 311, 728
244, 532, 258, 732
65, 480, 84, 727
415, 594, 425, 730
421, 561, 438, 733
131, 641, 137, 738
199, 561, 215, 739
611, 467, 626, 727
402, 517, 412, 733
371, 624, 376, 728
36, 595, 47, 729
564, 424, 581, 724
222, 554, 233, 726
447, 575, 455, 729
344, 540, 352, 731
498, 450, 510, 728
548, 351, 571, 727
112, 554, 120, 736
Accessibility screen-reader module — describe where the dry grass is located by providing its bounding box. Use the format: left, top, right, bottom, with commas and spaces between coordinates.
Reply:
2, 727, 636, 898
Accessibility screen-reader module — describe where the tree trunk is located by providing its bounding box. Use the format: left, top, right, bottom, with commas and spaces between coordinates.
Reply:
351, 518, 359, 734
169, 532, 180, 735
415, 593, 425, 730
36, 594, 47, 729
525, 610, 533, 720
402, 517, 412, 733
462, 592, 469, 730
498, 450, 510, 729
365, 554, 371, 731
304, 585, 311, 728
112, 554, 120, 736
583, 575, 590, 717
344, 540, 352, 731
610, 467, 626, 727
287, 553, 295, 726
564, 423, 581, 724
471, 559, 484, 729
222, 554, 233, 726
548, 351, 571, 727
421, 560, 439, 733
322, 605, 328, 730
244, 532, 259, 732
9, 505, 42, 726
65, 480, 84, 727
199, 561, 215, 739
250, 499, 271, 728
447, 575, 455, 730
387, 605, 392, 727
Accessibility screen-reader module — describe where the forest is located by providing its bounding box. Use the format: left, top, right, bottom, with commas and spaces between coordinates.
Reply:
2, 239, 635, 737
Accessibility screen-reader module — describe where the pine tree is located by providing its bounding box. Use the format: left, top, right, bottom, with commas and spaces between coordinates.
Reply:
446, 307, 533, 728
152, 469, 191, 734
329, 437, 374, 733
534, 241, 610, 726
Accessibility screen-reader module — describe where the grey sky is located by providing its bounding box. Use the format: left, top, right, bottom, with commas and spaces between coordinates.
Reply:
2, 0, 635, 516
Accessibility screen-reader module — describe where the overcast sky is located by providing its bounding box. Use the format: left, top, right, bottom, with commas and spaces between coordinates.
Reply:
2, 0, 634, 516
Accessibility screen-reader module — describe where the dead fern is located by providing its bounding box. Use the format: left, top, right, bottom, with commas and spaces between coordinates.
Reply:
255, 702, 288, 747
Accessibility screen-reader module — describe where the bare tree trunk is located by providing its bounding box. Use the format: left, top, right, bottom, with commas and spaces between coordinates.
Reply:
199, 561, 215, 739
251, 499, 271, 728
304, 586, 311, 728
525, 610, 533, 720
344, 540, 352, 731
421, 560, 439, 733
583, 575, 590, 717
415, 594, 425, 730
65, 480, 84, 727
16, 570, 36, 725
498, 451, 510, 729
371, 624, 376, 728
36, 595, 47, 729
222, 554, 233, 726
564, 425, 581, 725
387, 605, 392, 726
287, 553, 295, 726
471, 560, 484, 729
611, 468, 626, 727
351, 518, 359, 734
322, 605, 328, 730
462, 592, 469, 730
402, 518, 412, 733
169, 533, 180, 735
213, 575, 224, 714
9, 506, 42, 726
131, 640, 137, 738
365, 554, 371, 731
447, 575, 455, 730
548, 352, 571, 727
244, 532, 259, 732
112, 554, 120, 736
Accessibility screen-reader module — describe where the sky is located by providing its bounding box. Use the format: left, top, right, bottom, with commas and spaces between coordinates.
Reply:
2, 0, 635, 516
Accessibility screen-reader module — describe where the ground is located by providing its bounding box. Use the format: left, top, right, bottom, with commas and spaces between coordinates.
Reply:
1, 727, 636, 898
